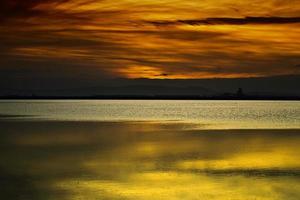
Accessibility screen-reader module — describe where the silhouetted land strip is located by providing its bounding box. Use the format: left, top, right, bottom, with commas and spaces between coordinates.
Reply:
1, 94, 300, 100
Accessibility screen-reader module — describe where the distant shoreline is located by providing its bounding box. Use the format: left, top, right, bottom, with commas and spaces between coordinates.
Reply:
1, 95, 300, 101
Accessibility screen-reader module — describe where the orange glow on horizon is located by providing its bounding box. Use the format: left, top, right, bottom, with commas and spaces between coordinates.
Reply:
116, 65, 268, 79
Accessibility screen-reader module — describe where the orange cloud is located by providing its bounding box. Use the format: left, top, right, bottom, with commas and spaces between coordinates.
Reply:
0, 0, 299, 79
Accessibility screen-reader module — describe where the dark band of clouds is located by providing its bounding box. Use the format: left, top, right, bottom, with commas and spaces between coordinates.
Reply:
147, 17, 300, 26
0, 0, 71, 20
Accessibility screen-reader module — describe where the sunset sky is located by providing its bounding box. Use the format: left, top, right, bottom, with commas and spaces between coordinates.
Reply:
0, 0, 300, 81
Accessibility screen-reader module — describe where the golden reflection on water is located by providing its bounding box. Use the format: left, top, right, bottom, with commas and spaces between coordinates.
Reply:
0, 121, 300, 200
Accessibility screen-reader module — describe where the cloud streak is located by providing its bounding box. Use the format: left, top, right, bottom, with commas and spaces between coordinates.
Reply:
147, 16, 300, 26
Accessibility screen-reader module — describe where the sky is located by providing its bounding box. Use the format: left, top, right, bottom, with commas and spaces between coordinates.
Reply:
0, 0, 300, 84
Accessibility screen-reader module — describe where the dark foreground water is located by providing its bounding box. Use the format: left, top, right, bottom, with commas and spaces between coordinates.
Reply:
0, 101, 300, 200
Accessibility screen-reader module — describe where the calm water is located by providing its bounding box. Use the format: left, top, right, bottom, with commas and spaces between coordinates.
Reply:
0, 100, 300, 200
0, 100, 300, 129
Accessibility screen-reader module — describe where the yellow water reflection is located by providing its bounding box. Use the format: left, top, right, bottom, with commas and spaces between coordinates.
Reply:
0, 121, 299, 200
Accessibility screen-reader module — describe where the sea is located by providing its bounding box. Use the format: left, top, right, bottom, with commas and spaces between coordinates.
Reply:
0, 100, 299, 200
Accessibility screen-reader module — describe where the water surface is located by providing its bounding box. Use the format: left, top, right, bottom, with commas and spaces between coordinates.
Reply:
0, 100, 299, 129
0, 100, 299, 200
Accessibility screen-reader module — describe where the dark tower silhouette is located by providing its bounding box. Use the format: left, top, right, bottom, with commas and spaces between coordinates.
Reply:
237, 88, 244, 98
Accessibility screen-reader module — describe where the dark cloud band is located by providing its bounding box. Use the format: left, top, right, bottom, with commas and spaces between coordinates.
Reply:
0, 0, 70, 20
147, 17, 300, 26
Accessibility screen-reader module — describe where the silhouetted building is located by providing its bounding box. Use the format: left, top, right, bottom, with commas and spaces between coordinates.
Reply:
237, 88, 244, 97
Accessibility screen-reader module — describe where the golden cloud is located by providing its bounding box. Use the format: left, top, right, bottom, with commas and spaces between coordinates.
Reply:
0, 0, 300, 79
